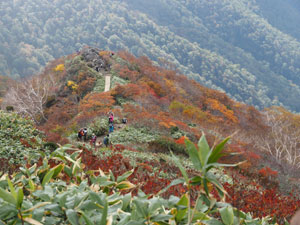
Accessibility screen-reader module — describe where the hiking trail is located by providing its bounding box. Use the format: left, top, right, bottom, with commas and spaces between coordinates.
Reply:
104, 75, 111, 92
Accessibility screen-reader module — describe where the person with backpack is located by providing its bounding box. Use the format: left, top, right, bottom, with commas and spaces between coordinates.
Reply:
78, 128, 84, 141
90, 133, 97, 147
122, 118, 127, 124
103, 134, 109, 147
109, 123, 114, 133
108, 112, 114, 124
83, 128, 88, 142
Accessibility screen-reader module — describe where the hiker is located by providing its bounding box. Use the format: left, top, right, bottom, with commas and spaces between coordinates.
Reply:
122, 118, 127, 124
90, 133, 97, 147
109, 123, 114, 133
108, 112, 114, 124
83, 128, 88, 142
77, 128, 84, 141
103, 134, 109, 147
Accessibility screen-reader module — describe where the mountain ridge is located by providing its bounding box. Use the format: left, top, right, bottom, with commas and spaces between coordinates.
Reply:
1, 0, 300, 111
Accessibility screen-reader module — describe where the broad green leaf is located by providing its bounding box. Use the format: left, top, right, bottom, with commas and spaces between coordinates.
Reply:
72, 158, 82, 175
171, 152, 189, 185
109, 170, 115, 182
198, 133, 210, 168
80, 211, 94, 225
121, 193, 131, 210
16, 188, 24, 209
116, 181, 135, 190
117, 169, 134, 183
64, 165, 72, 177
133, 199, 148, 218
207, 137, 230, 164
149, 197, 162, 215
42, 169, 54, 186
0, 187, 16, 205
23, 202, 51, 213
157, 178, 185, 196
28, 178, 35, 192
66, 209, 80, 225
191, 211, 211, 222
100, 200, 108, 225
185, 139, 202, 170
175, 193, 188, 223
190, 176, 202, 186
6, 177, 17, 200
220, 207, 234, 225
151, 214, 173, 222
52, 164, 64, 178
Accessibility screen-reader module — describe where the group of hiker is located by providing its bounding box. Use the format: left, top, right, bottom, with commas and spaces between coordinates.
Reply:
77, 111, 127, 148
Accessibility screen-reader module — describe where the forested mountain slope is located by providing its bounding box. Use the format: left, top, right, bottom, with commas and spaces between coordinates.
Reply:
2, 48, 300, 222
1, 0, 300, 111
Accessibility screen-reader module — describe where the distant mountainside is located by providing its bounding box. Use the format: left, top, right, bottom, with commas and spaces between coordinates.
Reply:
1, 0, 300, 111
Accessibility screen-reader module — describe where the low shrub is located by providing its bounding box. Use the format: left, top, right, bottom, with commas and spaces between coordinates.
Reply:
148, 137, 187, 156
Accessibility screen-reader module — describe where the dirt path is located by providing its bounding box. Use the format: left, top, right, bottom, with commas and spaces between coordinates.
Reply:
104, 75, 111, 92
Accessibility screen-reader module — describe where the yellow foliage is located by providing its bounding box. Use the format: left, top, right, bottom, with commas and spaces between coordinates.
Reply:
67, 80, 78, 91
54, 64, 65, 72
67, 80, 75, 87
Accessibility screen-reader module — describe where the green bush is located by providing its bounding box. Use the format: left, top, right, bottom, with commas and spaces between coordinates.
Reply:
0, 111, 45, 168
110, 126, 158, 144
89, 118, 108, 136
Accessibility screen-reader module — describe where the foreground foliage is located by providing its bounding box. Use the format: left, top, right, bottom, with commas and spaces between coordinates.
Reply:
0, 134, 283, 224
0, 111, 44, 169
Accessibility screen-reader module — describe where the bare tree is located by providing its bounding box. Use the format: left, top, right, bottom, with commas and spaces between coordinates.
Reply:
256, 108, 300, 172
3, 73, 60, 123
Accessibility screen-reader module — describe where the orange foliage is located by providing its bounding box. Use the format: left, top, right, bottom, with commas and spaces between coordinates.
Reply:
175, 136, 187, 145
206, 98, 238, 123
79, 92, 115, 118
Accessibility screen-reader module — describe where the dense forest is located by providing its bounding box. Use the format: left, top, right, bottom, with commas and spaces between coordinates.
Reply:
1, 0, 300, 111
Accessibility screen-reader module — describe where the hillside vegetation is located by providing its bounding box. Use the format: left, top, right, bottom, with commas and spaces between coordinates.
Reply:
1, 0, 300, 111
2, 48, 300, 223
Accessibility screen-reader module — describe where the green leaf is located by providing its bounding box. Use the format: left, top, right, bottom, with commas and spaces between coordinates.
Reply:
207, 137, 230, 164
171, 152, 189, 185
28, 178, 35, 192
117, 169, 134, 183
16, 188, 24, 209
185, 139, 202, 170
133, 198, 148, 218
52, 164, 64, 178
121, 193, 131, 210
42, 169, 55, 186
64, 165, 72, 177
116, 181, 135, 190
80, 211, 94, 225
151, 214, 173, 222
6, 177, 17, 201
66, 209, 80, 225
0, 187, 16, 205
175, 193, 188, 222
198, 133, 210, 167
190, 176, 202, 186
220, 207, 234, 225
100, 200, 108, 225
